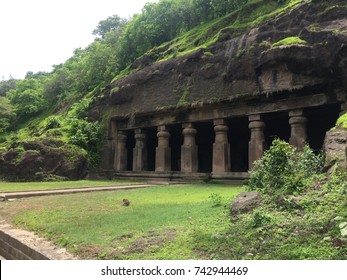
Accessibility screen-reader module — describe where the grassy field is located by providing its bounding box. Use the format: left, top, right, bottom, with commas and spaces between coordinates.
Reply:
0, 183, 244, 259
0, 180, 139, 192
0, 181, 345, 260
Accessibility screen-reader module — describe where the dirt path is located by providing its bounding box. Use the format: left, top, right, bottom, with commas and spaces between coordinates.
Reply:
0, 184, 152, 200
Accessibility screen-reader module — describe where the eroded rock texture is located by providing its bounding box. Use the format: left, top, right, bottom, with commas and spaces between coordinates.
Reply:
90, 0, 347, 120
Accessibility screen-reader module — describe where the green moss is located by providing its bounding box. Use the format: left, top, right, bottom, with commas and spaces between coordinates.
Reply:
272, 36, 308, 47
336, 113, 347, 129
177, 86, 190, 106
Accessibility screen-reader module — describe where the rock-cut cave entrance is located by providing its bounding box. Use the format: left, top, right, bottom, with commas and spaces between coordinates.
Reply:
169, 124, 183, 172
125, 130, 134, 171
228, 117, 250, 172
145, 127, 158, 171
306, 103, 341, 152
196, 122, 214, 173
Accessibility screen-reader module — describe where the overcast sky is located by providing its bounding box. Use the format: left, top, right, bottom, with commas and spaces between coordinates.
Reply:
0, 0, 159, 80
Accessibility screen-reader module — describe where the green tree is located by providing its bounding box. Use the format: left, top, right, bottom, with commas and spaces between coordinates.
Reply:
0, 96, 16, 133
0, 78, 17, 96
92, 15, 127, 39
6, 78, 45, 118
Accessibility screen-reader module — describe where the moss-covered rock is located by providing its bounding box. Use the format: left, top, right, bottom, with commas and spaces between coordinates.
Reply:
324, 118, 347, 173
0, 138, 88, 181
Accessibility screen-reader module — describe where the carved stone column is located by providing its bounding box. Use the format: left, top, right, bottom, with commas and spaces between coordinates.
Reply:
181, 123, 198, 172
212, 119, 230, 174
155, 125, 171, 172
248, 114, 266, 170
133, 129, 147, 171
115, 131, 127, 171
289, 109, 308, 151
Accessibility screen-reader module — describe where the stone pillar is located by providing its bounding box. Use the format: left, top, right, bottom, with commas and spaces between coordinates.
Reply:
248, 114, 266, 170
155, 125, 171, 172
289, 109, 308, 151
212, 119, 231, 174
133, 129, 147, 171
115, 131, 127, 171
181, 123, 198, 172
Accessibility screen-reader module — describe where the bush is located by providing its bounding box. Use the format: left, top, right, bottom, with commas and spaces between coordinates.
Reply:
44, 116, 61, 130
247, 139, 323, 195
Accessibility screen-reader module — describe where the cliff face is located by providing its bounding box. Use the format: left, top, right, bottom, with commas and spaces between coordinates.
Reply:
90, 0, 347, 120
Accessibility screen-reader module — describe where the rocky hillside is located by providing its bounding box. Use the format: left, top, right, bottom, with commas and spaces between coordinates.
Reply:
90, 0, 347, 120
1, 0, 346, 181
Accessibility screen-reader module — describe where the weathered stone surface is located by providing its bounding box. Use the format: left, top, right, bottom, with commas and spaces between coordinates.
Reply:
0, 139, 88, 181
231, 192, 260, 214
323, 128, 347, 172
89, 0, 347, 122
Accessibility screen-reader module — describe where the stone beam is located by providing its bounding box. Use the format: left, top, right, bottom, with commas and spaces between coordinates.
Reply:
115, 92, 342, 130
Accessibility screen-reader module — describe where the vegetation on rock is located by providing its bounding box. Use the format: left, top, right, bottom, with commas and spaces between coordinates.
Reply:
272, 36, 308, 47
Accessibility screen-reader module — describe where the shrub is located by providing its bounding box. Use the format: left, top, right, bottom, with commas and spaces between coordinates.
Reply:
250, 210, 272, 228
44, 116, 61, 130
209, 193, 223, 207
247, 139, 323, 195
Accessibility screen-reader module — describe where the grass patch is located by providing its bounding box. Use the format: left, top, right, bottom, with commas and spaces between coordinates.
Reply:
336, 113, 347, 129
0, 184, 243, 259
1, 179, 345, 260
0, 180, 139, 192
272, 36, 307, 47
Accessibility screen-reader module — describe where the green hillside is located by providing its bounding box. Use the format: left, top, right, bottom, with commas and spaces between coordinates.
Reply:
0, 0, 305, 177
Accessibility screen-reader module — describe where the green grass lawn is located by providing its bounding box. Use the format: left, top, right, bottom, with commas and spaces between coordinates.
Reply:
1, 181, 345, 260
0, 180, 140, 192
0, 183, 244, 259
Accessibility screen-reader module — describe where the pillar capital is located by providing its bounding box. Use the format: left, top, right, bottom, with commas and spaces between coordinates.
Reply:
214, 124, 229, 134
117, 131, 127, 141
213, 119, 227, 126
249, 121, 266, 130
248, 114, 263, 122
289, 109, 304, 117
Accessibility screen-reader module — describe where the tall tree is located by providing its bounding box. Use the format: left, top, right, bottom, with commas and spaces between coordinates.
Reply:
92, 15, 127, 39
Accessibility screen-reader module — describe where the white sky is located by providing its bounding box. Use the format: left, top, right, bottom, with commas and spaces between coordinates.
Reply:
0, 0, 159, 80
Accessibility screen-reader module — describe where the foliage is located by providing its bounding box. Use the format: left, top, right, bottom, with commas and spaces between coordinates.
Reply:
250, 210, 272, 227
336, 113, 347, 129
0, 96, 16, 133
43, 116, 62, 130
92, 15, 128, 39
247, 139, 323, 195
0, 78, 17, 96
67, 118, 102, 165
209, 193, 223, 207
6, 78, 45, 119
272, 36, 307, 47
